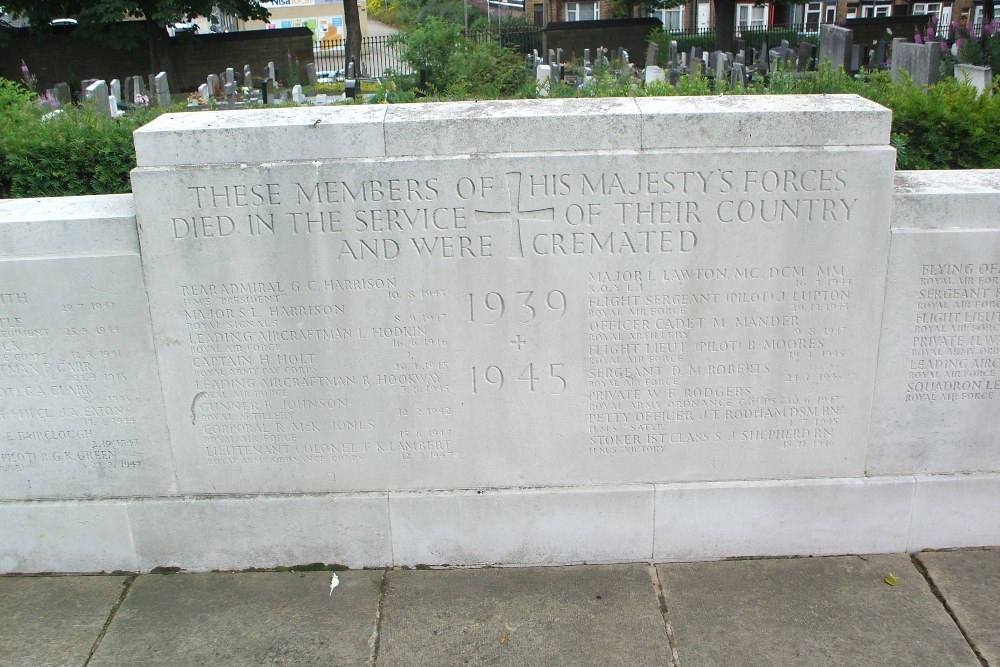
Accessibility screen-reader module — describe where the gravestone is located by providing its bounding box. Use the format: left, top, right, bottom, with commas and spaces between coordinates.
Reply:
891, 40, 941, 85
645, 43, 659, 68
51, 82, 71, 105
731, 62, 747, 87
267, 61, 276, 82
198, 83, 211, 103
644, 65, 665, 84
536, 64, 552, 93
306, 63, 317, 86
223, 82, 236, 110
225, 68, 235, 86
244, 65, 253, 87
797, 42, 816, 71
84, 80, 111, 117
207, 74, 220, 98
108, 79, 121, 107
153, 72, 171, 108
292, 84, 306, 104
820, 25, 853, 72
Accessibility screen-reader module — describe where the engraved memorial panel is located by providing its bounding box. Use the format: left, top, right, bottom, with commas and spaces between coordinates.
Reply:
870, 229, 1000, 474
131, 98, 894, 494
0, 198, 176, 499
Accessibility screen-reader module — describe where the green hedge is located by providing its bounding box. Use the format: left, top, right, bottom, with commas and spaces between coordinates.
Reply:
2, 63, 998, 199
0, 79, 168, 199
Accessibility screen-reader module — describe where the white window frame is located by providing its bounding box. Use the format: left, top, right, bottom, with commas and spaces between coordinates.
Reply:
824, 5, 837, 23
651, 5, 685, 30
565, 1, 599, 20
736, 2, 769, 28
860, 3, 892, 17
804, 2, 821, 29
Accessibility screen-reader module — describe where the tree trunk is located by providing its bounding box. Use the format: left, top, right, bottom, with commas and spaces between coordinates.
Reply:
984, 1, 994, 26
343, 0, 363, 77
145, 16, 175, 88
714, 0, 736, 53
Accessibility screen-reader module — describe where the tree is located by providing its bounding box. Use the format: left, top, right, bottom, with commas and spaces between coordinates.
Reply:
1, 0, 271, 81
343, 0, 362, 77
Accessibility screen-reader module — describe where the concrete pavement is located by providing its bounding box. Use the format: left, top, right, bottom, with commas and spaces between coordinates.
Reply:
1, 550, 996, 667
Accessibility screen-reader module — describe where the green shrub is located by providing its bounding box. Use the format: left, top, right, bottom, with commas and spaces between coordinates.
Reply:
396, 17, 526, 97
0, 87, 167, 198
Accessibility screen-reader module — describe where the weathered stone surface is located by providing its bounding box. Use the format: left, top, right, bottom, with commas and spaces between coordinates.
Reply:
0, 501, 136, 573
658, 555, 981, 667
654, 477, 913, 560
129, 494, 391, 571
379, 565, 671, 667
89, 571, 381, 667
918, 549, 1000, 666
0, 576, 125, 667
389, 485, 653, 566
868, 170, 1000, 474
130, 97, 894, 496
0, 195, 175, 500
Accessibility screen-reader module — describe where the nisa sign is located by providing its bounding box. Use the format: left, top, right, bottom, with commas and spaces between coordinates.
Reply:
261, 0, 317, 8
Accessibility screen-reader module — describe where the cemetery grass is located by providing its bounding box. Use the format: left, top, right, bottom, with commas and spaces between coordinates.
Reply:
1, 63, 998, 199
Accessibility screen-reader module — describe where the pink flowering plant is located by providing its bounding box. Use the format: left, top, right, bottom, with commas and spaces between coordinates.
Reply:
937, 18, 999, 67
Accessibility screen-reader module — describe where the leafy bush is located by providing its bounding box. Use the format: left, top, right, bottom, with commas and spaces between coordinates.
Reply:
395, 17, 527, 97
864, 73, 1000, 169
0, 84, 167, 198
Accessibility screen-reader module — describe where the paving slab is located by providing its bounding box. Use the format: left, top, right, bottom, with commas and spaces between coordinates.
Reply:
0, 575, 125, 667
88, 571, 382, 667
377, 564, 671, 667
658, 555, 980, 667
918, 549, 1000, 665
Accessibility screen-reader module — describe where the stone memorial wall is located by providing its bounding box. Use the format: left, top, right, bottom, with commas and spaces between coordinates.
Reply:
0, 97, 997, 573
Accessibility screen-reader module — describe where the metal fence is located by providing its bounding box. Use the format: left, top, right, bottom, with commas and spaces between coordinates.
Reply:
312, 26, 544, 79
318, 19, 989, 79
313, 34, 411, 78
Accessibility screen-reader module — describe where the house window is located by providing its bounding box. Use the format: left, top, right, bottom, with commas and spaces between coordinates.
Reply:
804, 2, 822, 29
565, 2, 599, 20
860, 3, 892, 16
737, 2, 768, 27
825, 5, 837, 22
651, 6, 685, 30
913, 2, 951, 33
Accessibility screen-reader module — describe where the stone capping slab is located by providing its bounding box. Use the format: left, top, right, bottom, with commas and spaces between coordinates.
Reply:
0, 194, 138, 256
133, 106, 389, 167
893, 170, 1000, 230
383, 98, 643, 156
635, 94, 891, 148
131, 95, 890, 167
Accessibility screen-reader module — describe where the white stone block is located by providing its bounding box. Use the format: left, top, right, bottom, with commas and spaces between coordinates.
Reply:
908, 474, 1000, 550
635, 95, 891, 148
383, 99, 642, 156
893, 170, 1000, 230
654, 477, 914, 561
0, 196, 175, 500
868, 173, 1000, 475
129, 98, 895, 496
0, 501, 136, 573
644, 65, 665, 84
389, 485, 653, 566
129, 494, 391, 571
133, 106, 387, 167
